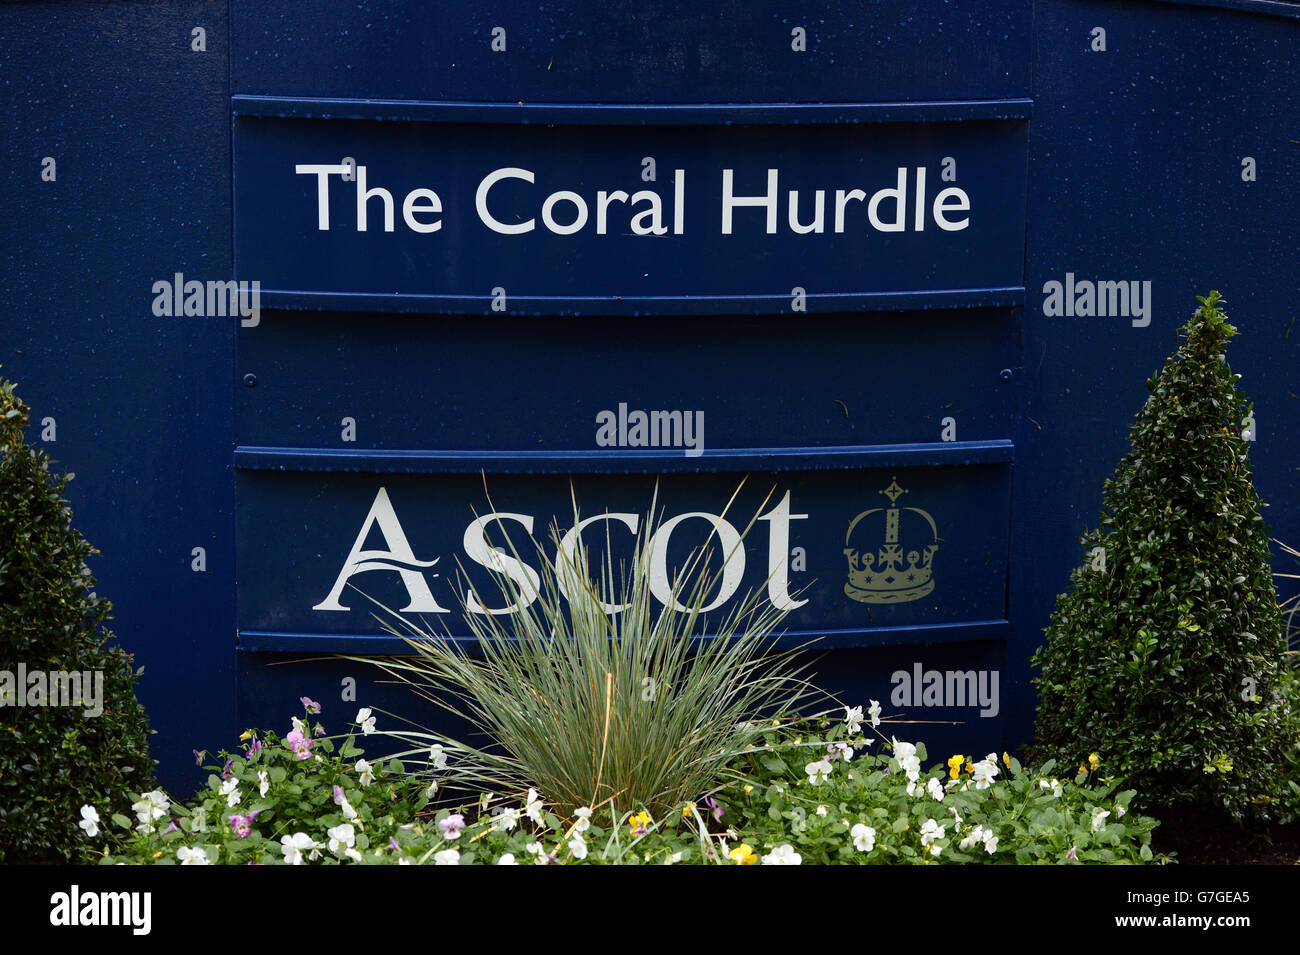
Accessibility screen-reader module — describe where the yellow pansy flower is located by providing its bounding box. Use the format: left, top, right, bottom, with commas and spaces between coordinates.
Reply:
743, 784, 754, 795
1088, 753, 1101, 771
729, 843, 757, 865
629, 811, 652, 836
947, 755, 965, 779
681, 801, 697, 819
1002, 751, 1012, 768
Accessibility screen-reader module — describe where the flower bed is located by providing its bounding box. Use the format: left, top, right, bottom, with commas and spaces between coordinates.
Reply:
84, 702, 1167, 865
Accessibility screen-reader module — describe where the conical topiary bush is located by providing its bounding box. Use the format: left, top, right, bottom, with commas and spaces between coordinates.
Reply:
0, 372, 155, 861
1032, 292, 1300, 822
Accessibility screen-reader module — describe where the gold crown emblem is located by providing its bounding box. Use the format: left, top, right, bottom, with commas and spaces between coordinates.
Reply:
844, 478, 940, 604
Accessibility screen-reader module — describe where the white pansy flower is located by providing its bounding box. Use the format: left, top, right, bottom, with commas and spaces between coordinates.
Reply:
132, 790, 170, 833
355, 708, 376, 735
1091, 808, 1111, 831
78, 805, 100, 838
280, 832, 317, 865
493, 807, 522, 832
892, 739, 921, 782
220, 777, 241, 808
868, 699, 882, 728
434, 848, 461, 865
850, 823, 876, 852
497, 853, 517, 865
919, 818, 946, 847
176, 846, 210, 865
805, 758, 833, 785
960, 825, 986, 850
971, 756, 999, 790
761, 844, 802, 865
355, 759, 375, 787
524, 788, 545, 826
574, 806, 593, 832
428, 744, 448, 770
927, 776, 945, 802
982, 831, 999, 854
844, 705, 864, 735
1038, 778, 1063, 798
291, 716, 308, 736
327, 823, 356, 854
525, 841, 548, 865
258, 770, 270, 798
569, 835, 588, 860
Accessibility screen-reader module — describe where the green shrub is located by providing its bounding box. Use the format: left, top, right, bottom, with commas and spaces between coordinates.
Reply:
1032, 292, 1300, 822
0, 372, 154, 862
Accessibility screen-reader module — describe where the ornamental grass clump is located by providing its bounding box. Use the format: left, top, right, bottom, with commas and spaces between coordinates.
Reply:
1032, 292, 1300, 822
360, 484, 820, 821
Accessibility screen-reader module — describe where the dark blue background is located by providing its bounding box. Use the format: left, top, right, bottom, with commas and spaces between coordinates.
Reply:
2, 0, 1297, 795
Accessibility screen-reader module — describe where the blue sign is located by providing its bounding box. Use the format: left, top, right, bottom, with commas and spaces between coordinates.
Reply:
234, 107, 1028, 313
234, 463, 1013, 651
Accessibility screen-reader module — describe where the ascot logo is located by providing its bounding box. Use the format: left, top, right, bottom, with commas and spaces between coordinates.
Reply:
313, 487, 808, 615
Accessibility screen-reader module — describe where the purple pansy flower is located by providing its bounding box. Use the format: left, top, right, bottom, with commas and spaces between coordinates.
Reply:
228, 810, 263, 838
286, 729, 312, 759
703, 796, 724, 822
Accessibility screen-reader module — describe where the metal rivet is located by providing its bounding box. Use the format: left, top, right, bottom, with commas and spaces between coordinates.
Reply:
999, 368, 1013, 384
243, 373, 258, 388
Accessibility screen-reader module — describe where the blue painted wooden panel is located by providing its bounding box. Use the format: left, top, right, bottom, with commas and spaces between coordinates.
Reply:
234, 309, 1021, 450
231, 0, 1033, 103
233, 108, 1028, 314
0, 0, 235, 795
1005, 0, 1300, 739
233, 462, 1014, 645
